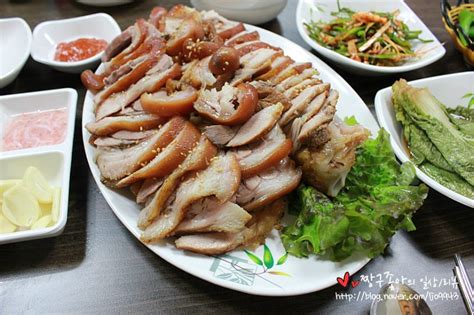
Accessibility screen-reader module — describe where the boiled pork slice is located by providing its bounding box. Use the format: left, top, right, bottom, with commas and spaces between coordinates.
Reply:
116, 121, 201, 187
136, 177, 164, 204
141, 153, 241, 243
250, 80, 291, 112
95, 56, 179, 120
297, 90, 338, 147
102, 25, 133, 62
86, 113, 166, 137
173, 198, 251, 234
279, 83, 330, 127
236, 158, 301, 211
174, 198, 285, 255
230, 48, 282, 86
270, 62, 312, 84
232, 124, 292, 177
203, 125, 238, 146
283, 78, 322, 100
226, 103, 283, 147
277, 68, 316, 91
95, 116, 186, 183
180, 56, 217, 89
93, 130, 156, 147
137, 136, 218, 229
225, 31, 259, 47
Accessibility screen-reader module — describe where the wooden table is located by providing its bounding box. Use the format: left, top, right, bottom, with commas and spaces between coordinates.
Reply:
1, 1, 473, 313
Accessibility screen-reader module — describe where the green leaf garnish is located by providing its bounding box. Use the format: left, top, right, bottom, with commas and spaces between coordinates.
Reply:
244, 250, 263, 266
263, 244, 274, 269
276, 252, 288, 265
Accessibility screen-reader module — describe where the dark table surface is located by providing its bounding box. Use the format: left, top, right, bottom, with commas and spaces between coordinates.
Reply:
1, 0, 473, 314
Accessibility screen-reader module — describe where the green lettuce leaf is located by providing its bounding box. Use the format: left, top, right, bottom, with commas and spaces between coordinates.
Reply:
392, 79, 474, 185
281, 129, 428, 261
447, 106, 474, 138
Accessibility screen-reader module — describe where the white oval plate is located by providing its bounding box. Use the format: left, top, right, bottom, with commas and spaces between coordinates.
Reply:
296, 0, 446, 76
375, 72, 474, 208
82, 25, 380, 296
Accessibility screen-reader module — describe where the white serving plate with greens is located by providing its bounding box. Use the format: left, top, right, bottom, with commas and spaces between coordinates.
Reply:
296, 0, 445, 76
375, 72, 474, 208
82, 25, 379, 296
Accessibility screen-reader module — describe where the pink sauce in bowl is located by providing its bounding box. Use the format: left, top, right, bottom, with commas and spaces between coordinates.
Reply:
2, 108, 68, 151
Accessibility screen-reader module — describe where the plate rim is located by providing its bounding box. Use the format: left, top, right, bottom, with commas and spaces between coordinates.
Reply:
81, 24, 377, 296
374, 71, 474, 208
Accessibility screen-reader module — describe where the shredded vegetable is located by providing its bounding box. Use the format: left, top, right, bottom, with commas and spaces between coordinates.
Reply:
305, 4, 432, 66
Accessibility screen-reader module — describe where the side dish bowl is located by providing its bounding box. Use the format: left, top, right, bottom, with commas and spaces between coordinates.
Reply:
0, 18, 32, 88
375, 72, 474, 208
31, 13, 121, 73
296, 0, 446, 76
0, 88, 77, 244
190, 0, 288, 24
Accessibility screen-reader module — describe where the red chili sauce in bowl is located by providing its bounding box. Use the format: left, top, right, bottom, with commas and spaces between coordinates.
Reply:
54, 38, 107, 62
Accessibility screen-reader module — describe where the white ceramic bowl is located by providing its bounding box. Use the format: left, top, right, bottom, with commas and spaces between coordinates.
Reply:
296, 0, 446, 76
0, 88, 77, 244
191, 0, 288, 25
0, 18, 32, 88
31, 13, 121, 73
375, 72, 474, 208
76, 0, 134, 6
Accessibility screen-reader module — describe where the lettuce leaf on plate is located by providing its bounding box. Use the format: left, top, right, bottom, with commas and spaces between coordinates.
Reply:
281, 129, 428, 261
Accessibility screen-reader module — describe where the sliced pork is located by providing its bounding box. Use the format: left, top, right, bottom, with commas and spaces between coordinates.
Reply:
279, 83, 330, 127
141, 153, 241, 243
175, 198, 285, 254
194, 83, 258, 126
96, 116, 186, 182
102, 26, 133, 62
94, 43, 164, 106
236, 158, 301, 211
180, 56, 217, 88
233, 125, 292, 177
86, 113, 166, 137
116, 121, 201, 187
225, 31, 259, 46
173, 198, 251, 234
137, 136, 218, 229
136, 177, 164, 204
203, 125, 238, 146
277, 68, 316, 90
297, 90, 338, 148
95, 56, 179, 120
227, 103, 283, 147
271, 62, 312, 84
230, 48, 282, 86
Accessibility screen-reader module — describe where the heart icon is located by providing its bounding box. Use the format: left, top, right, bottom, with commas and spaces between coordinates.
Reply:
337, 272, 350, 288
351, 280, 360, 288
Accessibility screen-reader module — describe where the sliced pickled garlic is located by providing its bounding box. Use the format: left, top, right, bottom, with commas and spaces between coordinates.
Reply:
51, 187, 61, 222
40, 202, 52, 216
2, 185, 40, 227
23, 167, 53, 203
0, 180, 21, 202
0, 212, 16, 234
31, 215, 52, 230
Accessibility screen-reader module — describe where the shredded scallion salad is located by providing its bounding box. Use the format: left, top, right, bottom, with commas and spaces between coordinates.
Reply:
305, 3, 432, 66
